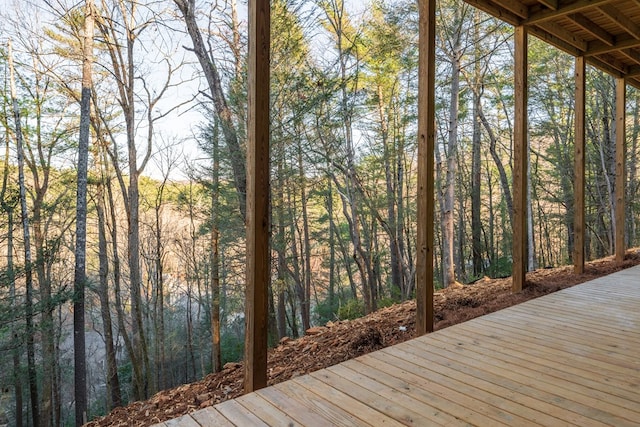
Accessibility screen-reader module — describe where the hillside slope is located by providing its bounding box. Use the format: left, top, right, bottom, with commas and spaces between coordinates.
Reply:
87, 251, 640, 426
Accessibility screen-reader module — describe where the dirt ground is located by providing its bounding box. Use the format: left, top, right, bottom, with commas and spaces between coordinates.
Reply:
86, 250, 640, 427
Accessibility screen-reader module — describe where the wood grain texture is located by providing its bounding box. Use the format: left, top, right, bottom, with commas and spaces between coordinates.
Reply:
615, 77, 626, 263
160, 265, 640, 427
512, 25, 528, 293
574, 56, 586, 274
244, 0, 271, 393
416, 0, 436, 335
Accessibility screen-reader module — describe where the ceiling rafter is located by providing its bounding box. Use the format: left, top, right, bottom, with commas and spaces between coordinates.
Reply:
569, 13, 614, 45
597, 4, 640, 39
536, 0, 559, 11
593, 53, 629, 72
527, 25, 582, 55
626, 64, 640, 76
587, 35, 640, 56
463, 0, 524, 25
490, 0, 529, 18
537, 20, 588, 50
525, 0, 616, 25
620, 48, 640, 65
586, 56, 624, 77
467, 0, 640, 81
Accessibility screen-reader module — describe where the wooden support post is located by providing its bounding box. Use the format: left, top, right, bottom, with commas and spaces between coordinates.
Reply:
416, 0, 436, 335
512, 26, 528, 293
244, 0, 270, 393
615, 77, 626, 263
574, 56, 586, 274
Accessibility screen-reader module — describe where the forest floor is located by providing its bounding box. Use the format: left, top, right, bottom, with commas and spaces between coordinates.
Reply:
86, 250, 640, 427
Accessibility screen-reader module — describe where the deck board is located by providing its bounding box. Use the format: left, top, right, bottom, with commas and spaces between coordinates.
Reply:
154, 264, 640, 426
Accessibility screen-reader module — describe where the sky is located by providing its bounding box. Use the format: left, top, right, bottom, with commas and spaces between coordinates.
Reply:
0, 0, 373, 180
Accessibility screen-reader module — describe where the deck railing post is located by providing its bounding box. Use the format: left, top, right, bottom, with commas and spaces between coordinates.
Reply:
615, 77, 626, 263
574, 56, 586, 274
416, 0, 436, 335
512, 25, 528, 293
244, 0, 271, 393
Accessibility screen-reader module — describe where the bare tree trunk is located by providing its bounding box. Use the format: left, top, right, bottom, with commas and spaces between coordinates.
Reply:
24, 50, 56, 427
273, 135, 291, 337
277, 289, 287, 338
2, 116, 22, 427
173, 0, 246, 218
298, 136, 312, 331
398, 129, 412, 299
327, 178, 336, 308
96, 183, 122, 409
210, 123, 222, 372
527, 143, 536, 271
105, 175, 142, 398
441, 49, 462, 288
287, 189, 309, 331
628, 96, 639, 245
186, 285, 197, 382
377, 84, 405, 299
73, 2, 93, 422
471, 51, 483, 277
324, 0, 375, 313
478, 101, 514, 228
150, 157, 172, 387
8, 210, 22, 427
8, 39, 40, 427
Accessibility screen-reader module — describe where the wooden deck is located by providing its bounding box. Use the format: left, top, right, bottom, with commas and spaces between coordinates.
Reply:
156, 265, 640, 426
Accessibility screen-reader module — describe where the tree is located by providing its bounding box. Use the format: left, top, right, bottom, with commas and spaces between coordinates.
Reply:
174, 0, 247, 219
435, 0, 473, 288
73, 1, 94, 423
1, 52, 23, 427
318, 0, 378, 314
94, 175, 122, 409
361, 0, 417, 299
8, 38, 40, 427
94, 0, 181, 399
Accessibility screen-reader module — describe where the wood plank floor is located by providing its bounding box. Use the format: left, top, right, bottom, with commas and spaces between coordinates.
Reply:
156, 265, 640, 426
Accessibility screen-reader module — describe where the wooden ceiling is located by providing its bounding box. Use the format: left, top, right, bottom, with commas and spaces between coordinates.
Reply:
466, 0, 640, 87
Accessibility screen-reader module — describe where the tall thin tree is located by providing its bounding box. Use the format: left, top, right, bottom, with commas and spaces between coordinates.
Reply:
8, 38, 40, 427
1, 68, 22, 427
73, 0, 93, 424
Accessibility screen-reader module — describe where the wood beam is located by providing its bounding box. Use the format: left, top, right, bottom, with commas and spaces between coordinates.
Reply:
615, 77, 626, 263
592, 54, 628, 73
586, 35, 640, 57
574, 56, 586, 274
244, 0, 271, 393
620, 48, 640, 66
525, 0, 614, 25
569, 13, 614, 46
585, 56, 624, 77
627, 64, 640, 77
627, 77, 640, 90
490, 0, 529, 18
464, 0, 523, 25
537, 0, 558, 10
527, 26, 581, 56
537, 21, 588, 51
513, 25, 528, 293
416, 0, 435, 335
597, 5, 640, 39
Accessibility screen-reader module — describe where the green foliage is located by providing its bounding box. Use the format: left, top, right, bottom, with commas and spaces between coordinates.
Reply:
486, 256, 512, 279
314, 297, 340, 325
220, 331, 244, 365
117, 363, 133, 404
337, 298, 365, 320
377, 296, 397, 309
